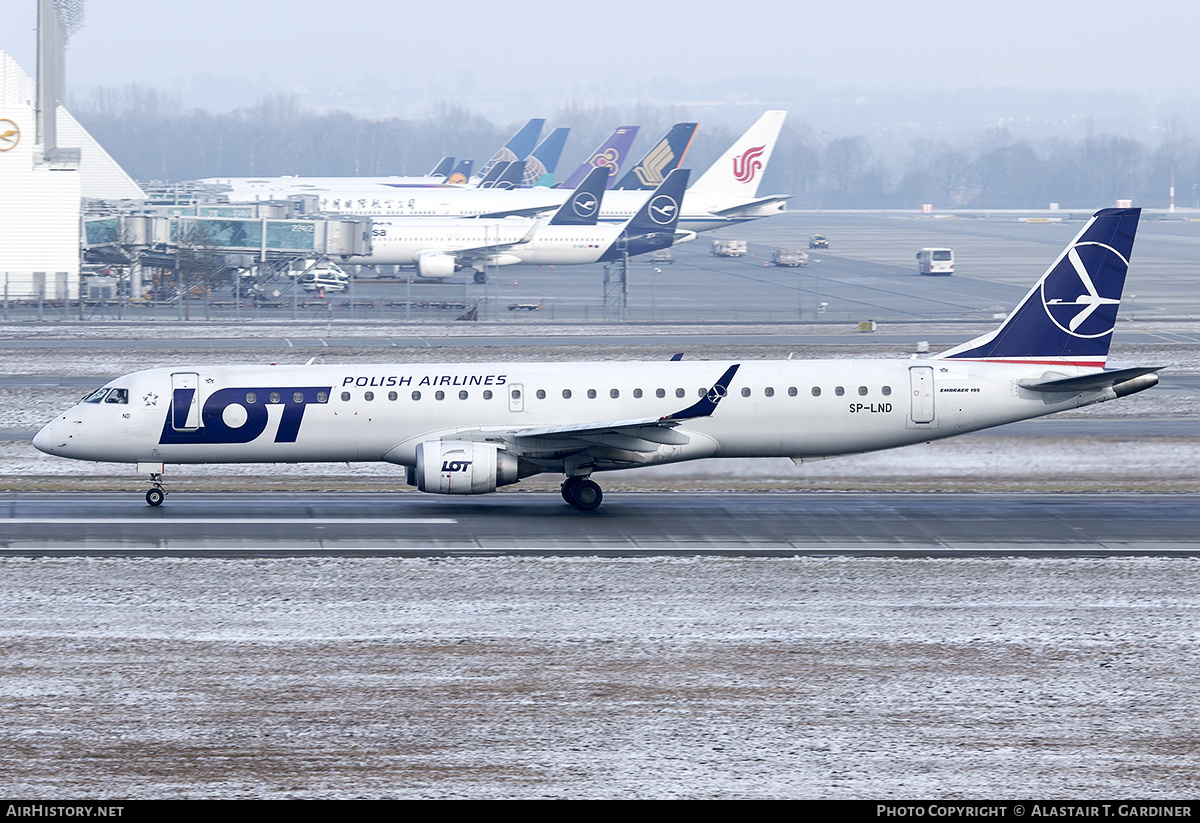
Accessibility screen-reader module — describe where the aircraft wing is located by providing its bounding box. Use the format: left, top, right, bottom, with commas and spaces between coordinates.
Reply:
708, 194, 793, 218
508, 364, 740, 453
472, 205, 561, 219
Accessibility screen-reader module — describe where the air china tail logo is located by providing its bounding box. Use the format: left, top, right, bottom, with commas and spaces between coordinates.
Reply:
1040, 241, 1127, 338
732, 145, 765, 183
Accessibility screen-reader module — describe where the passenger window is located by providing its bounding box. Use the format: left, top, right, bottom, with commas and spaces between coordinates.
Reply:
587, 389, 597, 399
105, 389, 129, 404
483, 390, 493, 400
511, 388, 521, 400
835, 387, 845, 396
656, 388, 665, 399
811, 387, 821, 397
387, 391, 396, 401
293, 391, 305, 403
536, 389, 546, 399
858, 386, 868, 396
633, 389, 643, 398
459, 390, 469, 400
269, 392, 281, 404
610, 389, 619, 399
765, 387, 774, 397
882, 386, 892, 396
365, 391, 374, 401
317, 392, 328, 403
412, 391, 421, 401
562, 389, 572, 399
83, 388, 109, 403
435, 391, 445, 400
741, 387, 751, 397
246, 392, 257, 404
788, 387, 798, 397
341, 391, 351, 401
676, 388, 685, 398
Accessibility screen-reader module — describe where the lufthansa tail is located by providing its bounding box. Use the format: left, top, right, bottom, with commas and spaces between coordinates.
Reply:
938, 208, 1140, 367
600, 168, 690, 260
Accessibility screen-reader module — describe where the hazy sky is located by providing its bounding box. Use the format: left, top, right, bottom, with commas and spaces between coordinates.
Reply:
2, 0, 1197, 112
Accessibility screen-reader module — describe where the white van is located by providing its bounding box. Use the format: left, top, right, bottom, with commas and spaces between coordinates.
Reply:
916, 248, 954, 275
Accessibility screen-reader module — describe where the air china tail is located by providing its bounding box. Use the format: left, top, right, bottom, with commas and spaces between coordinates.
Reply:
33, 208, 1159, 511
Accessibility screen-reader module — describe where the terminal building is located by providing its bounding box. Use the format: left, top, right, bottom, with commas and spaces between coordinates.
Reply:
0, 0, 144, 301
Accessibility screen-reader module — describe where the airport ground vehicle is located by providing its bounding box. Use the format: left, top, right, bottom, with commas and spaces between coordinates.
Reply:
34, 209, 1156, 512
711, 239, 747, 257
917, 247, 954, 275
770, 249, 808, 267
809, 234, 829, 249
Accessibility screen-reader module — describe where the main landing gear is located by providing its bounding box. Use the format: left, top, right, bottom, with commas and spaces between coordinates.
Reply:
145, 472, 167, 507
561, 476, 603, 511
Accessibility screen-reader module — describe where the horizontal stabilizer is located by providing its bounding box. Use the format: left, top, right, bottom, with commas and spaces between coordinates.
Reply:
1018, 366, 1162, 393
709, 194, 793, 217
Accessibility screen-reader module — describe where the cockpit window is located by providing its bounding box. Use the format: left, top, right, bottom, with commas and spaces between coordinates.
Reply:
104, 388, 129, 404
83, 388, 109, 403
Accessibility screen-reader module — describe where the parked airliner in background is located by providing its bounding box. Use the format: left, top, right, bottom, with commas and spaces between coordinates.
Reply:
201, 118, 547, 197
309, 111, 790, 233
35, 209, 1158, 511
348, 166, 692, 280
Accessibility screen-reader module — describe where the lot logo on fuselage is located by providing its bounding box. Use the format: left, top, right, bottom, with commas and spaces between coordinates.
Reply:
159, 385, 331, 445
1040, 242, 1127, 338
732, 145, 765, 183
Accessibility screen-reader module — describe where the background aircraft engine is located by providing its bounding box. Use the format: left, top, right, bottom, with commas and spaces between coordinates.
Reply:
416, 252, 457, 279
410, 441, 520, 495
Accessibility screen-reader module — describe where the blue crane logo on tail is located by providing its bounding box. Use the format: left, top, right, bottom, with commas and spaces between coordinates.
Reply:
1041, 241, 1127, 339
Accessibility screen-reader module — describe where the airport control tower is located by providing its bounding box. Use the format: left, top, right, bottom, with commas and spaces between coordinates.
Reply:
0, 0, 143, 300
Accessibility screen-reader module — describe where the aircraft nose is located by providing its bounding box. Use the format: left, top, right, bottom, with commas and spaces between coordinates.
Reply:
32, 418, 64, 455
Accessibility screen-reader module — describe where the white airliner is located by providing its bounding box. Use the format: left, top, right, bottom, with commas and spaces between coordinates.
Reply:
307, 111, 791, 233
349, 167, 692, 281
34, 209, 1158, 511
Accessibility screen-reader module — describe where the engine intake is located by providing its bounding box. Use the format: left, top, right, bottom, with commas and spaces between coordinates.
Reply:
408, 440, 520, 495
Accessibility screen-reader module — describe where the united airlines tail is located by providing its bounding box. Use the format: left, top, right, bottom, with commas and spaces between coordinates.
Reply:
938, 208, 1140, 367
689, 110, 787, 198
524, 127, 571, 188
474, 118, 546, 182
555, 126, 640, 190
613, 123, 699, 190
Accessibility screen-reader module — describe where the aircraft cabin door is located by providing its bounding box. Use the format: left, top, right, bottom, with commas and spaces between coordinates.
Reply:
171, 372, 201, 430
508, 383, 525, 413
908, 366, 935, 425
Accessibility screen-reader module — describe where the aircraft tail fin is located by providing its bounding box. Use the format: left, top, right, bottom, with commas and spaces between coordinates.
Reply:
476, 161, 511, 188
937, 207, 1141, 367
689, 110, 787, 198
427, 156, 455, 178
598, 168, 690, 261
444, 160, 473, 185
548, 166, 608, 226
475, 118, 545, 181
614, 123, 699, 190
490, 160, 526, 190
524, 127, 570, 187
556, 126, 639, 190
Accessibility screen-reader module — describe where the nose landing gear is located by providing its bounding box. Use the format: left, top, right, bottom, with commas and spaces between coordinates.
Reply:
561, 476, 603, 511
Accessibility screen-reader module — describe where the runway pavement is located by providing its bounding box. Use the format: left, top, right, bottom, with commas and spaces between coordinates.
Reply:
1, 491, 1196, 556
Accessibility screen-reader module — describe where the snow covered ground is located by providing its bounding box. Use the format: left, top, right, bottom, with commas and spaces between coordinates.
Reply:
1, 556, 1197, 798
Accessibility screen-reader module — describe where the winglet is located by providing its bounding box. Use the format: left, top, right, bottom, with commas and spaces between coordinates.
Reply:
664, 364, 740, 421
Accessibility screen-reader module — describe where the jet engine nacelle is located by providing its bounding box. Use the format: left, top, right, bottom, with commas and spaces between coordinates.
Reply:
416, 252, 457, 279
408, 440, 520, 495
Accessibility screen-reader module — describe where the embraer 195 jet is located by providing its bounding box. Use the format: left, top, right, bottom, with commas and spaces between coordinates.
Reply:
35, 209, 1158, 511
